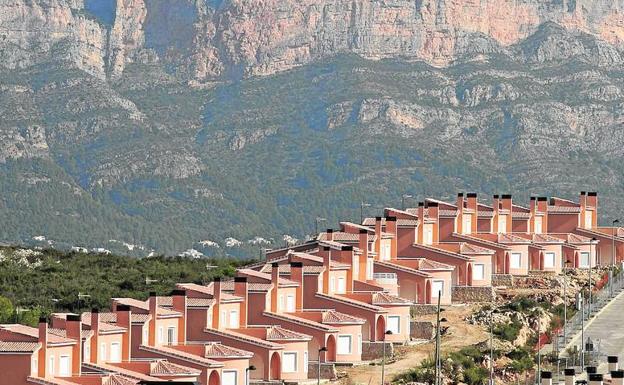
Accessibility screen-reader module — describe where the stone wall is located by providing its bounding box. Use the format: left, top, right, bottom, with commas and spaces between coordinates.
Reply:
305, 362, 337, 380
410, 304, 438, 316
410, 320, 435, 340
492, 274, 515, 287
452, 286, 496, 303
362, 341, 394, 361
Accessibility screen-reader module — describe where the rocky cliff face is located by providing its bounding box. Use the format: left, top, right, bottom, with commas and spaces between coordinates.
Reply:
4, 0, 624, 79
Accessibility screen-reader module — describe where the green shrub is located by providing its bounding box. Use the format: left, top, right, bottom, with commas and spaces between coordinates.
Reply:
493, 316, 523, 342
463, 366, 489, 385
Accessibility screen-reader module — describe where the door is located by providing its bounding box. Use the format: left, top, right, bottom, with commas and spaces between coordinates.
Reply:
167, 327, 176, 345
110, 342, 121, 362
580, 252, 590, 268
222, 370, 237, 385
463, 215, 472, 234
282, 352, 297, 373
286, 295, 295, 312
59, 356, 70, 376
337, 277, 346, 293
544, 252, 556, 269
498, 215, 507, 233
510, 253, 522, 269
535, 216, 542, 234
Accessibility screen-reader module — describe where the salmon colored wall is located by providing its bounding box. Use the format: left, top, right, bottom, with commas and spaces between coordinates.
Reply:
209, 358, 250, 385
470, 254, 493, 287
548, 214, 579, 233
154, 317, 179, 347
328, 271, 348, 295
217, 302, 242, 329
186, 309, 208, 341
438, 218, 455, 242
477, 218, 492, 233
135, 346, 214, 385
278, 340, 309, 381
512, 219, 529, 233
129, 324, 146, 358
507, 244, 530, 276
247, 292, 270, 324
305, 295, 376, 341
540, 244, 563, 273
425, 270, 453, 305
372, 263, 426, 303
47, 345, 73, 377
382, 306, 411, 343
396, 227, 417, 255
0, 354, 33, 385
276, 287, 298, 312
95, 333, 124, 364
332, 324, 363, 363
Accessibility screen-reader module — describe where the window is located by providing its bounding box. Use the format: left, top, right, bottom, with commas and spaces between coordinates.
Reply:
330, 277, 335, 293
167, 327, 176, 345
32, 358, 38, 376
424, 225, 433, 245
585, 211, 593, 229
279, 295, 285, 311
498, 215, 507, 233
59, 355, 70, 376
580, 252, 590, 268
337, 277, 346, 294
535, 217, 543, 234
304, 351, 309, 372
353, 258, 359, 278
110, 342, 121, 362
143, 327, 148, 344
382, 243, 391, 260
100, 343, 107, 361
432, 280, 444, 297
337, 335, 352, 355
229, 310, 239, 328
367, 258, 374, 280
544, 252, 556, 269
387, 315, 401, 334
222, 370, 238, 385
158, 327, 164, 344
221, 310, 227, 325
286, 295, 295, 312
473, 264, 485, 280
463, 215, 472, 234
282, 352, 297, 373
49, 356, 55, 375
84, 343, 90, 361
510, 253, 522, 269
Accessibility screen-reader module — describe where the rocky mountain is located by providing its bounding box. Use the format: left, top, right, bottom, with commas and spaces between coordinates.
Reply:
2, 0, 624, 255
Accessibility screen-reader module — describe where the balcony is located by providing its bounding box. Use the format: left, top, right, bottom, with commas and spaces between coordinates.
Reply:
373, 272, 398, 285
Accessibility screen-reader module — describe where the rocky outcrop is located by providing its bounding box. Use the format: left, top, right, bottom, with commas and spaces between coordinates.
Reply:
5, 0, 624, 79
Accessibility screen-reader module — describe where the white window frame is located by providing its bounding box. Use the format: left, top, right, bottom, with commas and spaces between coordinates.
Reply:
167, 326, 177, 345
304, 351, 309, 372
510, 252, 522, 269
431, 280, 444, 297
59, 355, 71, 376
353, 257, 359, 278
222, 369, 238, 385
337, 277, 346, 294
282, 351, 298, 373
387, 315, 401, 334
337, 334, 353, 355
100, 342, 107, 361
49, 355, 55, 375
286, 295, 295, 312
366, 258, 374, 280
463, 215, 472, 234
580, 252, 590, 268
424, 226, 433, 245
158, 327, 164, 344
110, 342, 122, 362
358, 334, 363, 354
32, 358, 38, 376
498, 215, 507, 233
229, 310, 239, 328
473, 264, 485, 280
585, 211, 593, 229
84, 343, 90, 362
544, 252, 556, 269
534, 216, 543, 234
221, 310, 227, 325
279, 294, 285, 311
330, 277, 335, 293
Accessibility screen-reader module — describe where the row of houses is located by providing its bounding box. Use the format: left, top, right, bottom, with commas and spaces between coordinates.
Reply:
1, 191, 623, 385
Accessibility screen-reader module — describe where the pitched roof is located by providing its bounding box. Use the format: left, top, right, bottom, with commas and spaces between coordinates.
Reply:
263, 311, 337, 332
103, 375, 140, 385
497, 233, 532, 244
315, 292, 386, 312
139, 345, 223, 367
175, 283, 243, 302
112, 298, 181, 318
157, 296, 216, 308
318, 232, 360, 242
83, 361, 161, 382
0, 324, 75, 345
548, 205, 581, 213
204, 327, 283, 349
410, 243, 471, 261
52, 312, 130, 332
531, 233, 565, 244
459, 242, 496, 255
0, 341, 40, 353
265, 325, 312, 341
372, 292, 413, 305
220, 280, 274, 292
236, 269, 299, 287
452, 233, 511, 250
418, 258, 455, 270
374, 260, 431, 277
150, 360, 202, 376
48, 328, 93, 340
203, 342, 254, 358
360, 218, 420, 227
321, 309, 366, 324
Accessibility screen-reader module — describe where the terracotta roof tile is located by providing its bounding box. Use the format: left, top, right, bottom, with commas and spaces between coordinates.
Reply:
175, 283, 242, 302
157, 296, 215, 308
205, 327, 282, 349
497, 233, 532, 244
203, 342, 253, 358
112, 298, 181, 318
48, 328, 93, 340
532, 234, 565, 243
372, 292, 413, 305
0, 324, 74, 345
236, 269, 299, 287
27, 377, 78, 385
139, 345, 223, 367
67, 312, 147, 328
321, 309, 366, 324
318, 232, 360, 242
438, 209, 459, 217
263, 311, 337, 331
548, 205, 581, 213
459, 243, 495, 255
150, 360, 202, 376
417, 259, 455, 270
220, 280, 274, 292
0, 341, 40, 352
374, 260, 431, 277
316, 292, 385, 312
265, 325, 312, 341
103, 375, 140, 385
83, 361, 160, 382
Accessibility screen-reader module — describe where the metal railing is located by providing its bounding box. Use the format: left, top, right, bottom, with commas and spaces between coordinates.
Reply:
555, 269, 624, 357
373, 272, 398, 283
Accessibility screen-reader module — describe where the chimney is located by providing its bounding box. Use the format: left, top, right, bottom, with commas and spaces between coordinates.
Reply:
115, 305, 132, 361
456, 193, 464, 234
234, 277, 248, 327
502, 194, 513, 233
530, 197, 537, 233
65, 314, 82, 375
417, 203, 425, 243
467, 193, 478, 232
148, 292, 157, 346
589, 373, 603, 385
323, 247, 331, 293
609, 356, 620, 372
493, 195, 500, 233
212, 278, 221, 329
290, 262, 304, 310
271, 263, 280, 312
541, 371, 553, 385
374, 217, 382, 259
358, 230, 369, 281
386, 216, 398, 259
538, 197, 548, 231
342, 245, 355, 292
90, 309, 100, 363
588, 192, 598, 228
612, 370, 624, 385
38, 317, 48, 378
171, 289, 187, 345
427, 202, 440, 243
564, 369, 576, 385
326, 228, 334, 241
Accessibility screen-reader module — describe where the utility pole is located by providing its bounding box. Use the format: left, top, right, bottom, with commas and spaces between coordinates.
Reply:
435, 292, 442, 385
490, 307, 495, 385
360, 202, 371, 224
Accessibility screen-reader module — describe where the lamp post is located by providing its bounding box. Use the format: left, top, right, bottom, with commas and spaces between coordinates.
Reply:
245, 365, 256, 385
435, 291, 442, 385
318, 346, 327, 385
315, 217, 326, 236
563, 261, 571, 343
361, 202, 371, 224
401, 194, 413, 210
588, 238, 597, 317
382, 330, 393, 385
612, 220, 619, 297
490, 306, 495, 385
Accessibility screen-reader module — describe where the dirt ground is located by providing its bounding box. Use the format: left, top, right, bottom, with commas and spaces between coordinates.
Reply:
337, 304, 489, 385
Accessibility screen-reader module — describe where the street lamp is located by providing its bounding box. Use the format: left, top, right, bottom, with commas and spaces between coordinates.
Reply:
401, 194, 413, 210
315, 217, 327, 236
382, 330, 393, 385
361, 202, 371, 224
318, 347, 327, 385
612, 220, 619, 297
245, 365, 256, 385
588, 238, 597, 316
